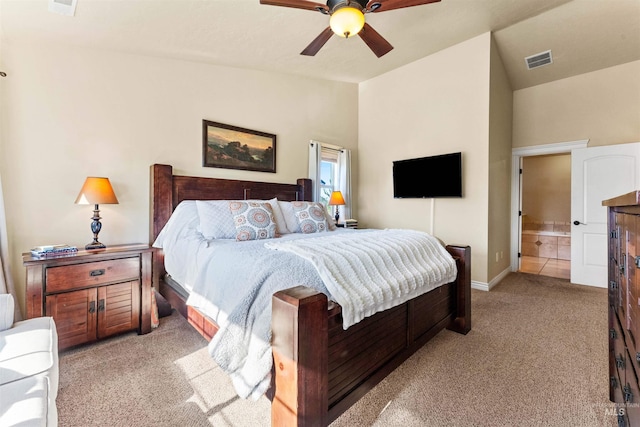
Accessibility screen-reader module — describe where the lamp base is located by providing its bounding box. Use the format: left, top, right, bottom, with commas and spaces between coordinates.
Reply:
86, 204, 106, 250
85, 241, 106, 250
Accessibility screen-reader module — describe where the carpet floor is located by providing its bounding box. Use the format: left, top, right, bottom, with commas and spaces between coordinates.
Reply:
57, 273, 619, 426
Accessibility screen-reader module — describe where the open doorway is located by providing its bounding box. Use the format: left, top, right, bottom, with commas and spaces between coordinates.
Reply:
510, 140, 589, 279
519, 154, 571, 279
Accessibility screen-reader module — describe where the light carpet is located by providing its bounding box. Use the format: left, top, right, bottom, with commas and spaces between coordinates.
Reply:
57, 273, 618, 426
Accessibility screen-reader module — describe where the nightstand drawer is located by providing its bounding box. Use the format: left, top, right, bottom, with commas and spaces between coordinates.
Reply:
46, 257, 139, 293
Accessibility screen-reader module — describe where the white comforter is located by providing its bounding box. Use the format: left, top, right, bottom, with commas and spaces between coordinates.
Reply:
159, 228, 457, 400
265, 229, 457, 328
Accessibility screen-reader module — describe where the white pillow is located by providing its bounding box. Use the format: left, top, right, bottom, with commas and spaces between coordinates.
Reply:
152, 200, 200, 248
279, 200, 301, 233
196, 200, 239, 239
0, 294, 15, 331
229, 201, 278, 241
266, 198, 290, 234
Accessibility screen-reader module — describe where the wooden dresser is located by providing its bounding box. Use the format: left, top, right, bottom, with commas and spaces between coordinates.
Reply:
24, 244, 154, 350
604, 191, 640, 426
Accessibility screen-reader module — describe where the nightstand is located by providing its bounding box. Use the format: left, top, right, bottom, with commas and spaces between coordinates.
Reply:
23, 244, 154, 350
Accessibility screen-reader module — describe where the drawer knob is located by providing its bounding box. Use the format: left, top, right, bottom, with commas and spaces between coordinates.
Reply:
624, 384, 633, 402
98, 299, 105, 312
610, 328, 617, 340
616, 354, 625, 369
88, 301, 96, 314
611, 376, 618, 389
90, 269, 105, 277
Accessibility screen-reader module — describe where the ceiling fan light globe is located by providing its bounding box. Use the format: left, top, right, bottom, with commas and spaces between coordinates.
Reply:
330, 7, 365, 38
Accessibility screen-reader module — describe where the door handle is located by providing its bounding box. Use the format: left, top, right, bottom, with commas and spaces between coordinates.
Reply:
573, 220, 585, 226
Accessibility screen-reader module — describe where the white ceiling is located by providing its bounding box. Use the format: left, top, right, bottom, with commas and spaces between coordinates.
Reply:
1, 0, 639, 89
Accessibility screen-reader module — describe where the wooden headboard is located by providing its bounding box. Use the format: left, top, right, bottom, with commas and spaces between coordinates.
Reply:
150, 164, 313, 243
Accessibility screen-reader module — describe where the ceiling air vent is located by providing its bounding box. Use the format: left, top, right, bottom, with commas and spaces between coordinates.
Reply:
525, 50, 553, 70
48, 0, 77, 16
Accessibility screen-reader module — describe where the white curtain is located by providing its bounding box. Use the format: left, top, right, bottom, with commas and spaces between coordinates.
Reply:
308, 141, 322, 202
0, 172, 21, 320
338, 149, 352, 220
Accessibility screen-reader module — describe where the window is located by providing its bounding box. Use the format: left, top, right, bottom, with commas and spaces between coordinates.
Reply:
319, 149, 339, 213
309, 141, 352, 221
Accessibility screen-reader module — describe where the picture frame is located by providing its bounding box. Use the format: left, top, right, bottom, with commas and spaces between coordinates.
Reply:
202, 120, 276, 173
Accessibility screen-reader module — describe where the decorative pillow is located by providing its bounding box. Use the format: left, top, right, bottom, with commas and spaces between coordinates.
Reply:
292, 201, 330, 233
280, 200, 337, 232
229, 201, 278, 241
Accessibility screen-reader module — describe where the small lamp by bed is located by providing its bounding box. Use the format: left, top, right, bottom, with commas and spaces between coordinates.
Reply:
75, 177, 119, 250
328, 190, 346, 224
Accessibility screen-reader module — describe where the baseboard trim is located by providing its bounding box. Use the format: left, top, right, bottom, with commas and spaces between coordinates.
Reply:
471, 281, 489, 291
471, 267, 512, 292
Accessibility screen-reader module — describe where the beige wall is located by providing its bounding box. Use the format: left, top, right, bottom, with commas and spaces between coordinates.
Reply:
358, 33, 492, 284
1, 41, 358, 315
513, 60, 640, 148
522, 154, 571, 223
487, 37, 513, 280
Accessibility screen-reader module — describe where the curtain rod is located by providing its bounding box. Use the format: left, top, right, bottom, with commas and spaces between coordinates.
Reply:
309, 142, 344, 153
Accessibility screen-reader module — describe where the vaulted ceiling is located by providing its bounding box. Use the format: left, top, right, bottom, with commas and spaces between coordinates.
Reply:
1, 0, 639, 90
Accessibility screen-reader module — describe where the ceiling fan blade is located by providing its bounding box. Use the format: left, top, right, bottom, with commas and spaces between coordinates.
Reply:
367, 0, 440, 13
301, 27, 334, 56
260, 0, 329, 13
358, 23, 393, 57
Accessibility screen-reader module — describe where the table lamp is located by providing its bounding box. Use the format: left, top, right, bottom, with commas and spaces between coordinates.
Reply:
328, 190, 346, 223
75, 177, 119, 249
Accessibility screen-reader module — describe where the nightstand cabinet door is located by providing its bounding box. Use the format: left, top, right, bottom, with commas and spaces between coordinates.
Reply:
46, 288, 98, 350
97, 281, 140, 338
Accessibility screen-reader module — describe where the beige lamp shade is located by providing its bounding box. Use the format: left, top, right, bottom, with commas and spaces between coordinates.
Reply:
328, 190, 346, 206
75, 177, 119, 205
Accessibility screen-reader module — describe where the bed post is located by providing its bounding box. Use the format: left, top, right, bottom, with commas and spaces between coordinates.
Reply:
296, 178, 313, 202
271, 286, 328, 427
445, 245, 471, 335
150, 164, 173, 294
150, 164, 174, 242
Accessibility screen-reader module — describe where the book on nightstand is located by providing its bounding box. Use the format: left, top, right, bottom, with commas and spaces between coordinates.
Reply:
337, 219, 358, 229
30, 244, 78, 258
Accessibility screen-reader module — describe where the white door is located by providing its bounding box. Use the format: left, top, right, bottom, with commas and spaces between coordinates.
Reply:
571, 143, 640, 287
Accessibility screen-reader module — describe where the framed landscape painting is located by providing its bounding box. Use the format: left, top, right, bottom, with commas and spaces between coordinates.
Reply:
202, 120, 276, 173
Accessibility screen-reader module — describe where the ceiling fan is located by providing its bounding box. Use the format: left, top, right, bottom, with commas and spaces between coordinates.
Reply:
259, 0, 441, 58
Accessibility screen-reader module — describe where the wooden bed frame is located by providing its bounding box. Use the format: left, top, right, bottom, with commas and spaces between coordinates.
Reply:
150, 163, 471, 426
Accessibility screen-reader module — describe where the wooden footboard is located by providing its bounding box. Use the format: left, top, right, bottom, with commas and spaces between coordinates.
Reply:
271, 244, 471, 426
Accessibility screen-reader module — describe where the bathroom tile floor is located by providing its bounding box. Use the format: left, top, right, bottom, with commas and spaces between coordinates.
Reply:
519, 256, 571, 280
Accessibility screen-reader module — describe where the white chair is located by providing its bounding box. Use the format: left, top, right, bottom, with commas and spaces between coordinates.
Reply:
0, 294, 58, 427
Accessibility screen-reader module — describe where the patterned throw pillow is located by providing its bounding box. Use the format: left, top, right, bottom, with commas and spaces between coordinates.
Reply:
229, 201, 278, 241
292, 201, 330, 233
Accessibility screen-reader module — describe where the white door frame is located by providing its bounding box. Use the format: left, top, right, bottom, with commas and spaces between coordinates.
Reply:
510, 140, 589, 271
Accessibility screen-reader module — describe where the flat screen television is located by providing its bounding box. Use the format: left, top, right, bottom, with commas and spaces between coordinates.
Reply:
393, 152, 462, 198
